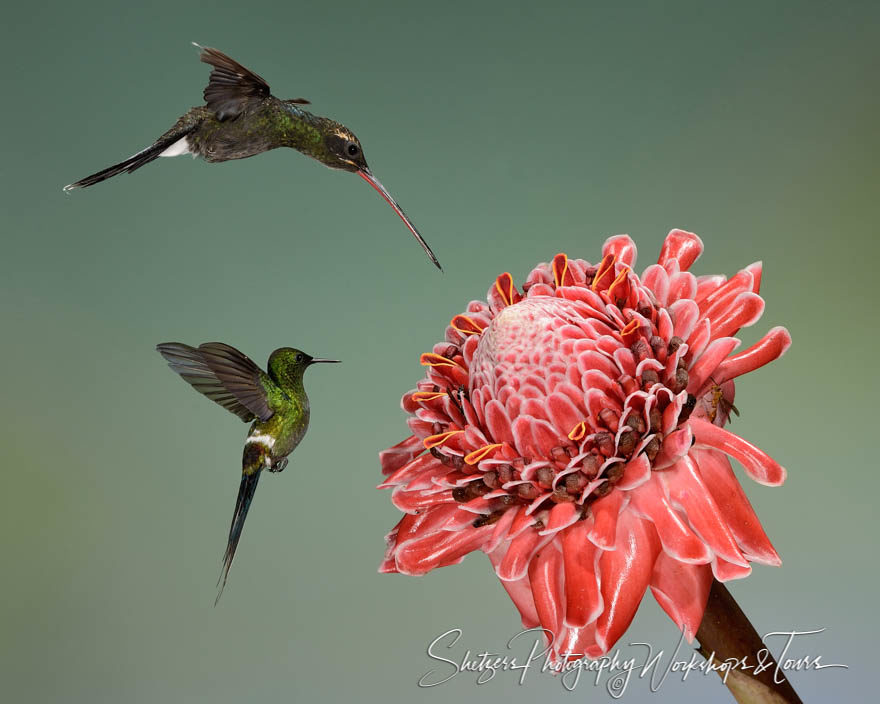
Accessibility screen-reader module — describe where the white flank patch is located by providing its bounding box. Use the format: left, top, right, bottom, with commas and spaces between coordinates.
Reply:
245, 433, 275, 449
159, 137, 191, 157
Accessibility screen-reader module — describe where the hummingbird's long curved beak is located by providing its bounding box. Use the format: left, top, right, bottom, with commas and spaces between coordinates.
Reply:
309, 358, 341, 364
357, 168, 442, 271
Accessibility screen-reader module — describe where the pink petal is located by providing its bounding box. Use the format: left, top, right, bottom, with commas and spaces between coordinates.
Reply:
545, 392, 583, 438
616, 453, 652, 490
488, 550, 541, 628
691, 448, 780, 565
687, 337, 740, 394
496, 528, 552, 581
689, 418, 787, 486
485, 399, 515, 445
561, 521, 603, 627
649, 554, 712, 641
708, 292, 765, 340
712, 556, 752, 581
379, 435, 423, 476
555, 623, 601, 661
641, 264, 670, 306
669, 299, 700, 341
712, 326, 792, 386
668, 271, 697, 303
658, 229, 704, 271
588, 491, 625, 550
698, 269, 754, 316
629, 475, 712, 563
745, 261, 763, 294
540, 501, 581, 536
694, 274, 726, 304
652, 426, 693, 470
660, 457, 748, 567
594, 513, 661, 653
395, 524, 494, 575
602, 234, 638, 268
528, 544, 565, 638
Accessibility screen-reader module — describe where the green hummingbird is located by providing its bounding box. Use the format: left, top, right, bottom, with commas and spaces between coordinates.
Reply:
65, 44, 441, 270
156, 341, 339, 602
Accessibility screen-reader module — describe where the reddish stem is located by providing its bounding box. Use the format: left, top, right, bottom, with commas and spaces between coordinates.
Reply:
696, 580, 803, 703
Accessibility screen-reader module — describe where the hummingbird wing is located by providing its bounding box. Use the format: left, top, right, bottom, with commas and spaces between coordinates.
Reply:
156, 342, 276, 422
195, 45, 310, 121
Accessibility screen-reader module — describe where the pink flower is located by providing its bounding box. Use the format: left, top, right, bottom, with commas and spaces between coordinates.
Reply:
378, 230, 791, 660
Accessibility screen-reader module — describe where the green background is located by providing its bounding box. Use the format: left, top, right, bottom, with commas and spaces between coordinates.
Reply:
2, 1, 876, 701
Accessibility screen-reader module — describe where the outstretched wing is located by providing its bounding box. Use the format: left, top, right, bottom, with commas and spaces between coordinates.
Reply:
157, 342, 275, 422
195, 44, 310, 121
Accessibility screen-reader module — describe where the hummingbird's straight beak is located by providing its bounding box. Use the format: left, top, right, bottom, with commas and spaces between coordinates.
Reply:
357, 168, 443, 271
309, 358, 341, 364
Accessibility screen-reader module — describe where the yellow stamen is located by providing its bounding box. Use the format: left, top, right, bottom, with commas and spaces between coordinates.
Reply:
423, 429, 464, 449
450, 314, 485, 336
464, 443, 503, 465
591, 254, 617, 291
552, 253, 569, 288
620, 317, 639, 338
410, 391, 447, 403
495, 272, 516, 307
420, 352, 463, 369
568, 421, 588, 442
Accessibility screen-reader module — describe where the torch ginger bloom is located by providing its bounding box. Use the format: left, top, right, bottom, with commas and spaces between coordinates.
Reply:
378, 230, 791, 659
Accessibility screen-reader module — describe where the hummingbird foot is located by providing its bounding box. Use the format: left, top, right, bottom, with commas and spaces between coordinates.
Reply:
268, 458, 288, 473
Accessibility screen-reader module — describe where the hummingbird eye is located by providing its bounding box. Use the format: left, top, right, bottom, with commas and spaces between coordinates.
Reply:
345, 141, 360, 158
295, 353, 304, 362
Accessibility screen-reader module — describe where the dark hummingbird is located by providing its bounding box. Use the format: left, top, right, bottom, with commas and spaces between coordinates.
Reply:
65, 44, 441, 270
156, 341, 339, 602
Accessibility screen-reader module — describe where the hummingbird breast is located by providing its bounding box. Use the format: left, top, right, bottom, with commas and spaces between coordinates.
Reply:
243, 405, 310, 473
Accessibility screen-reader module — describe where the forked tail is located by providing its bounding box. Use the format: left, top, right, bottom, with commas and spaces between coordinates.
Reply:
63, 122, 198, 191
215, 470, 261, 604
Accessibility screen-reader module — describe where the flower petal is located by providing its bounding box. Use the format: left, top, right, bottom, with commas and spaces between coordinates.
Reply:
629, 475, 712, 564
660, 457, 748, 567
658, 229, 703, 272
561, 520, 603, 627
649, 554, 712, 641
594, 513, 660, 653
690, 418, 787, 486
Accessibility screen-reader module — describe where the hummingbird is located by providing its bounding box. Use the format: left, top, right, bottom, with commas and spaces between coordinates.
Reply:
156, 341, 339, 601
65, 44, 442, 270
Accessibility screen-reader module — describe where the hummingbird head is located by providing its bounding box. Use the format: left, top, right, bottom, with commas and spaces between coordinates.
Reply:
321, 124, 368, 173
318, 122, 443, 270
268, 347, 340, 385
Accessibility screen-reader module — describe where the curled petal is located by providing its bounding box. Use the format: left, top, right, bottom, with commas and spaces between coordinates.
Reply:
709, 292, 765, 340
712, 326, 792, 386
690, 418, 787, 486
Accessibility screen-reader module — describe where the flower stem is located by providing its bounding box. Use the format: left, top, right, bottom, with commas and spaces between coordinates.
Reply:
695, 580, 803, 703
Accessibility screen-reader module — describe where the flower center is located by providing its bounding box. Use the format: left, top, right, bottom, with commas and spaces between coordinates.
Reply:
441, 289, 703, 526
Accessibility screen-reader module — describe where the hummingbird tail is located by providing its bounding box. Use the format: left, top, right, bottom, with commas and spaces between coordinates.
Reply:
63, 122, 199, 191
215, 469, 261, 604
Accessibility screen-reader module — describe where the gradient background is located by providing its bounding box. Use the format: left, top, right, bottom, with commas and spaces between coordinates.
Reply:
2, 1, 877, 701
